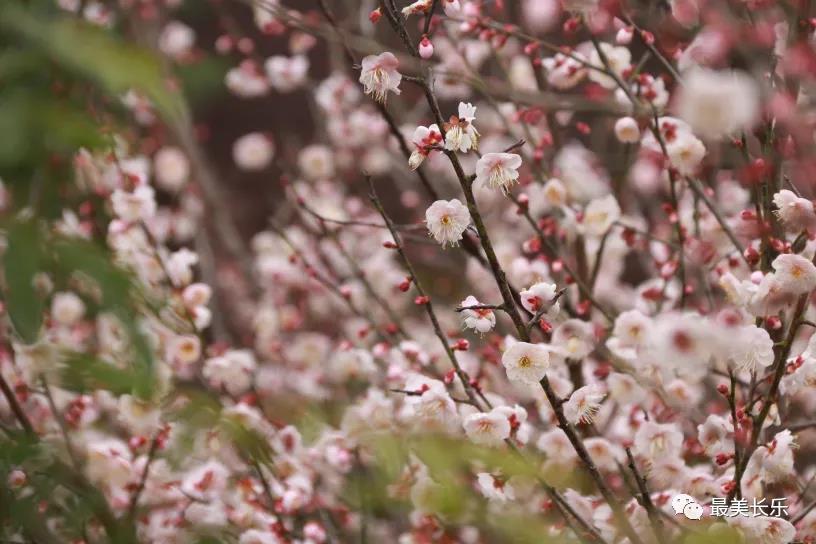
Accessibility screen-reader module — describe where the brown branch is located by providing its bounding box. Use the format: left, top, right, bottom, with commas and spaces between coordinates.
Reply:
540, 376, 645, 544
368, 177, 485, 409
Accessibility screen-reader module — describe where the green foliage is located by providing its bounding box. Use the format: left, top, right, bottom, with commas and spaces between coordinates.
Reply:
59, 353, 142, 396
1, 220, 157, 397
4, 220, 46, 342
0, 4, 184, 121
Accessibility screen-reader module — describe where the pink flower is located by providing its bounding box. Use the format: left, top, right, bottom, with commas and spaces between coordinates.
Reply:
359, 52, 402, 103
425, 199, 471, 246
408, 124, 443, 170
463, 410, 511, 446
475, 152, 522, 193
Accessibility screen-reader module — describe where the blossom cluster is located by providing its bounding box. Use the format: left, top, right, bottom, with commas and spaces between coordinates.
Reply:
5, 0, 816, 543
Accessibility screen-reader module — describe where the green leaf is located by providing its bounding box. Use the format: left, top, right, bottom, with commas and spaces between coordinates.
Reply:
0, 5, 184, 120
59, 353, 139, 396
53, 238, 155, 398
3, 220, 45, 343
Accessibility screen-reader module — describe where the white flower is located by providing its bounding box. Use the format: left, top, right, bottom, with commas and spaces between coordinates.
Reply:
501, 341, 550, 384
118, 395, 161, 435
477, 473, 515, 502
475, 153, 522, 193
552, 319, 595, 359
728, 516, 796, 544
581, 194, 620, 236
541, 53, 587, 90
463, 410, 511, 446
166, 334, 202, 366
265, 55, 309, 93
185, 501, 228, 527
202, 349, 257, 395
359, 52, 402, 103
158, 21, 195, 59
181, 460, 230, 502
554, 143, 609, 203
752, 430, 797, 484
328, 348, 376, 382
298, 145, 335, 180
772, 253, 816, 295
588, 43, 632, 89
153, 146, 189, 192
444, 102, 480, 153
519, 282, 560, 316
633, 421, 684, 460
86, 438, 133, 488
697, 414, 734, 456
182, 283, 212, 308
111, 185, 156, 222
563, 383, 606, 424
233, 132, 274, 172
425, 199, 471, 247
402, 0, 433, 16
225, 65, 269, 98
611, 310, 652, 348
51, 291, 85, 326
164, 248, 198, 287
675, 68, 760, 140
614, 116, 641, 143
666, 132, 706, 175
408, 124, 443, 170
773, 189, 816, 233
729, 325, 774, 373
460, 295, 496, 334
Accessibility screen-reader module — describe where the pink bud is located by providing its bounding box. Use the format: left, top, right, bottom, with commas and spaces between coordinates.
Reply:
419, 36, 434, 59
616, 27, 633, 45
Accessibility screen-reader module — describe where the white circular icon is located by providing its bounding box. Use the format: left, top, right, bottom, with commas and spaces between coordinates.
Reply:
671, 494, 696, 515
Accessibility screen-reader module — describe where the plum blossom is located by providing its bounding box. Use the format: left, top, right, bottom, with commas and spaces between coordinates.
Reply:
51, 291, 85, 326
541, 52, 587, 90
581, 194, 621, 236
460, 295, 496, 334
614, 116, 641, 143
563, 383, 606, 424
772, 253, 816, 295
408, 124, 443, 170
444, 102, 480, 153
463, 409, 511, 447
233, 132, 274, 172
477, 473, 515, 502
675, 68, 760, 140
425, 199, 471, 247
475, 152, 522, 193
153, 146, 189, 192
728, 325, 774, 373
202, 349, 257, 395
111, 185, 156, 222
519, 282, 561, 317
501, 341, 550, 384
265, 55, 309, 92
773, 189, 816, 233
359, 52, 402, 103
588, 43, 632, 89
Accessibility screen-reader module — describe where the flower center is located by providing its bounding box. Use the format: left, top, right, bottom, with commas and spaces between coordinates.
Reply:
518, 355, 532, 368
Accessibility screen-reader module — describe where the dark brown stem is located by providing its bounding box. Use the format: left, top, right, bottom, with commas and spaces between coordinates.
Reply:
368, 178, 485, 409
540, 376, 645, 544
625, 447, 667, 542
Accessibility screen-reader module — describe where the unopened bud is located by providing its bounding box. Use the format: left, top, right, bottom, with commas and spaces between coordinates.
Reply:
419, 35, 434, 59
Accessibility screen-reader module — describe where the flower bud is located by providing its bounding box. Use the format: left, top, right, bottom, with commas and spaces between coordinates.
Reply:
419, 36, 434, 59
